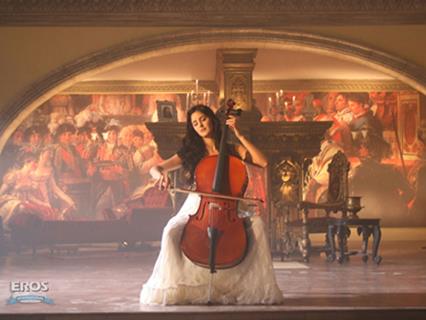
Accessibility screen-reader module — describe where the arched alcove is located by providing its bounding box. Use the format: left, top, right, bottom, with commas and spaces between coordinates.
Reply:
1, 28, 425, 151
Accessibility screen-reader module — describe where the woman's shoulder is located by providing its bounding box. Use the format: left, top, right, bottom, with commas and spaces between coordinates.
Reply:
227, 143, 252, 163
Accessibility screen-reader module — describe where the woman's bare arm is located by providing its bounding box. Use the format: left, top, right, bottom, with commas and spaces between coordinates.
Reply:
234, 138, 268, 168
226, 116, 268, 168
149, 154, 182, 190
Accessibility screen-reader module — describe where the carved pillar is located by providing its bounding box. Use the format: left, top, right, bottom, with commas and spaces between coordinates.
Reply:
216, 49, 257, 111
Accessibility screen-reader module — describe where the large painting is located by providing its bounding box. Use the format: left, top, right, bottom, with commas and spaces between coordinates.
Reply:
254, 90, 425, 226
0, 93, 190, 229
0, 90, 424, 228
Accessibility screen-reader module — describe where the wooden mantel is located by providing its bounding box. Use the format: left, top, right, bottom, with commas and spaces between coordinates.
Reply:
145, 121, 332, 162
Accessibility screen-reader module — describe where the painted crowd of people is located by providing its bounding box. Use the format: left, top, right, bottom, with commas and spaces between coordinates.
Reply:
0, 91, 424, 227
288, 91, 424, 226
262, 92, 392, 158
0, 118, 162, 228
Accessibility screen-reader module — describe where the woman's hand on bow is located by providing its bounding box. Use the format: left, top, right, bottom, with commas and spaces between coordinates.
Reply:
150, 166, 170, 191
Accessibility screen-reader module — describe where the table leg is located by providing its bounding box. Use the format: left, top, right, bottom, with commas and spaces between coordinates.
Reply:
359, 225, 372, 263
337, 223, 348, 264
372, 224, 382, 265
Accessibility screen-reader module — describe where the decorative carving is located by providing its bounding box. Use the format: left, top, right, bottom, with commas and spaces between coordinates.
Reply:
1, 0, 425, 26
272, 160, 302, 205
64, 81, 218, 94
248, 121, 333, 159
219, 49, 256, 111
254, 79, 412, 93
64, 79, 411, 94
326, 151, 351, 204
229, 75, 249, 110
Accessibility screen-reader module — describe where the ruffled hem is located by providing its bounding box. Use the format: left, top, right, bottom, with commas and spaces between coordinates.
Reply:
140, 283, 284, 306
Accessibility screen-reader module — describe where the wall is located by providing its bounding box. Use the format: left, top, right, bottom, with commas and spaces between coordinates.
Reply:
1, 25, 426, 117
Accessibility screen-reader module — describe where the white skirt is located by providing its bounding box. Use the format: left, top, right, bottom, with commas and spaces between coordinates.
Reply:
140, 193, 284, 305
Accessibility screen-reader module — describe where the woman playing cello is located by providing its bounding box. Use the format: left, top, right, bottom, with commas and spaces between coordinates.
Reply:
140, 104, 283, 305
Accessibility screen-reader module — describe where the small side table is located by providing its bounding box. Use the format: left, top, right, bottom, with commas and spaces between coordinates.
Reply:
327, 217, 382, 264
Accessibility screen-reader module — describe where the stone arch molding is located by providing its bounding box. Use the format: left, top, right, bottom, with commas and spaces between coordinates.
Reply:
1, 28, 425, 150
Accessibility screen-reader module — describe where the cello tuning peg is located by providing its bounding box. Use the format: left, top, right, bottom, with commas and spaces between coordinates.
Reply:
226, 99, 236, 108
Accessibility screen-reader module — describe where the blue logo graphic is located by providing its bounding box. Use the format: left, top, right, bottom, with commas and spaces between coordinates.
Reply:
7, 295, 54, 305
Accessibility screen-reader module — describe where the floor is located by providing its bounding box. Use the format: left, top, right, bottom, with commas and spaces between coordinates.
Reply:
0, 239, 426, 319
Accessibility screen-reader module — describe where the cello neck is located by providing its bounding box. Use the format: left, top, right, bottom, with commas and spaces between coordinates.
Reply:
211, 119, 229, 193
212, 99, 236, 193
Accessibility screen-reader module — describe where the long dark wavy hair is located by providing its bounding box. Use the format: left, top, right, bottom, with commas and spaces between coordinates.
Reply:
177, 104, 222, 184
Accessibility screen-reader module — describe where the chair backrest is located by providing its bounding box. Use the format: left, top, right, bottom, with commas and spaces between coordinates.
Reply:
326, 151, 350, 204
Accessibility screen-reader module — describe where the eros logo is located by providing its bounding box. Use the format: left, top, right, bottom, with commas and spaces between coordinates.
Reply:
10, 281, 49, 293
7, 281, 53, 305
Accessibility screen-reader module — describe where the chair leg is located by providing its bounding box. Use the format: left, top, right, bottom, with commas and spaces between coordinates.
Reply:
301, 209, 311, 263
326, 224, 336, 262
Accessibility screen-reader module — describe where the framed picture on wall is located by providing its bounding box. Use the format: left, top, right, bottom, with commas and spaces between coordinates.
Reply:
156, 100, 177, 122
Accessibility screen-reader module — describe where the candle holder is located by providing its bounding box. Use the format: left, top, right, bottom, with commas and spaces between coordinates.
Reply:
267, 91, 297, 121
185, 80, 212, 111
346, 196, 363, 217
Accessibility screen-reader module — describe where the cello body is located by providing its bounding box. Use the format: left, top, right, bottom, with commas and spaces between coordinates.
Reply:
180, 154, 249, 269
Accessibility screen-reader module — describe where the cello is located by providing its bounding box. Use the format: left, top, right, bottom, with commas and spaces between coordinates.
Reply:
180, 99, 251, 275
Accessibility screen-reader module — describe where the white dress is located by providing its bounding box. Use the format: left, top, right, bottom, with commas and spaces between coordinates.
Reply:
140, 193, 283, 305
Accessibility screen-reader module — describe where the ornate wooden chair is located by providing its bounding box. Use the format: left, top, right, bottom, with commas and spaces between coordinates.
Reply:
297, 151, 382, 264
296, 150, 350, 262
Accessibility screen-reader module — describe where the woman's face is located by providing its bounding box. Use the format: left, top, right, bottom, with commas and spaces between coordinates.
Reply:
190, 111, 213, 138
